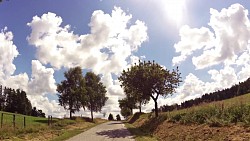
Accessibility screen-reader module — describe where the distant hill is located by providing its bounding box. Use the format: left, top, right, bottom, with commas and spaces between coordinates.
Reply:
159, 78, 250, 112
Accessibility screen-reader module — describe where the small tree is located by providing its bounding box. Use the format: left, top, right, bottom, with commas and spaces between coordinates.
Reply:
57, 67, 86, 119
84, 72, 108, 121
120, 107, 132, 119
108, 113, 114, 120
118, 97, 136, 114
116, 114, 121, 121
119, 60, 181, 117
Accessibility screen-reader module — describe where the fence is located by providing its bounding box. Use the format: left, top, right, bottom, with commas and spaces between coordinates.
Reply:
0, 112, 53, 130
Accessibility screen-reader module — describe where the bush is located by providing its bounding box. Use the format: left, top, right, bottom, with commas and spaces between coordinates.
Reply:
108, 113, 114, 121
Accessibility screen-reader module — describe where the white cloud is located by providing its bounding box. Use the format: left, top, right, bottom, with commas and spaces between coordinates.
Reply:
0, 27, 63, 117
173, 4, 250, 69
28, 60, 57, 95
27, 7, 148, 75
169, 3, 250, 105
25, 7, 148, 118
0, 27, 19, 76
173, 25, 214, 65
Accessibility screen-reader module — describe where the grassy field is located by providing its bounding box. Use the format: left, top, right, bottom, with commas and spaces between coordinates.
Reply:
125, 93, 250, 141
0, 111, 106, 140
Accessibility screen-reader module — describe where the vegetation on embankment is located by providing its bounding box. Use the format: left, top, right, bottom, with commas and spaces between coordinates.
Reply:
0, 111, 106, 141
125, 93, 250, 141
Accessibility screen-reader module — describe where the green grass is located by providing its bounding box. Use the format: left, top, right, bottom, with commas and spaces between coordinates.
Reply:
125, 93, 250, 140
0, 111, 107, 140
166, 93, 250, 126
124, 122, 158, 141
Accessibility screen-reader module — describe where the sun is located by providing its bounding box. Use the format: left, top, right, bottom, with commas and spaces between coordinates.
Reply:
160, 0, 186, 26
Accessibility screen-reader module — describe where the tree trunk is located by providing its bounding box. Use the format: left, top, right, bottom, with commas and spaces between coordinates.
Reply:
90, 104, 94, 122
130, 108, 133, 114
91, 109, 93, 122
154, 99, 158, 117
139, 101, 142, 113
70, 110, 72, 119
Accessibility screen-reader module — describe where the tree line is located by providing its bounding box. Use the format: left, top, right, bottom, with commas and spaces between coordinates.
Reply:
159, 78, 250, 112
118, 60, 181, 118
57, 67, 108, 121
0, 85, 45, 117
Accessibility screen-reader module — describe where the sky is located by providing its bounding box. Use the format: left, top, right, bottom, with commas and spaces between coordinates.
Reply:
1, 0, 250, 118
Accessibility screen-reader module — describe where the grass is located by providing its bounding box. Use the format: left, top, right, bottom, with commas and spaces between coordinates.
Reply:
125, 93, 250, 141
124, 122, 158, 141
0, 111, 107, 140
167, 93, 250, 126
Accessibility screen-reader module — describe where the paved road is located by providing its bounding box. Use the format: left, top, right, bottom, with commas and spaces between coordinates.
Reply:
66, 121, 135, 141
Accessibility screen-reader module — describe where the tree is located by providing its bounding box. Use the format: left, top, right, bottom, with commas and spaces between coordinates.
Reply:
57, 67, 86, 119
119, 60, 181, 117
118, 97, 136, 114
108, 113, 114, 120
116, 114, 121, 121
84, 72, 108, 121
120, 107, 132, 119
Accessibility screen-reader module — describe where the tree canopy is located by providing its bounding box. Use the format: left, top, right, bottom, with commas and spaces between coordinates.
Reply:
57, 67, 108, 120
57, 67, 86, 119
119, 60, 181, 117
84, 72, 108, 121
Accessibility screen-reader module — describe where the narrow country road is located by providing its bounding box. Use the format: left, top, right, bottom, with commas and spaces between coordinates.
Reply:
66, 121, 135, 141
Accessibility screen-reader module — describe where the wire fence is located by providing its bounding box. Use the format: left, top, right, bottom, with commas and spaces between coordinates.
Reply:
0, 112, 53, 130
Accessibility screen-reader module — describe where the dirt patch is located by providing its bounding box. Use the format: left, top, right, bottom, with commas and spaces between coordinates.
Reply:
153, 120, 250, 141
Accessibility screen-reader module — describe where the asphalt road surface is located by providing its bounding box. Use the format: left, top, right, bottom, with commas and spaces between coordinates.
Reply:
66, 121, 135, 141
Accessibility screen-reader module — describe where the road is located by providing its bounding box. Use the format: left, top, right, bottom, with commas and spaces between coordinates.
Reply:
66, 121, 135, 141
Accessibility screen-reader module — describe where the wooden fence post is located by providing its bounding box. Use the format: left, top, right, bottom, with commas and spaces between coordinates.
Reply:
1, 113, 3, 128
13, 114, 15, 128
24, 116, 26, 128
50, 116, 52, 125
48, 116, 50, 126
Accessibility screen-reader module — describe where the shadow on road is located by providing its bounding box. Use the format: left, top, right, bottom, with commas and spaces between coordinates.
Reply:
96, 129, 132, 138
108, 122, 123, 125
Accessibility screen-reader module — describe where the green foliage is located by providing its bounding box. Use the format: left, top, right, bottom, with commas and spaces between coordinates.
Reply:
120, 107, 132, 119
0, 85, 32, 115
57, 68, 108, 120
84, 72, 108, 121
167, 101, 250, 127
119, 60, 181, 117
116, 114, 121, 121
57, 66, 86, 119
108, 113, 114, 120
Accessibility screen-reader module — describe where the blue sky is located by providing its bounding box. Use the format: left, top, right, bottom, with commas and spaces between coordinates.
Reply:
1, 0, 250, 118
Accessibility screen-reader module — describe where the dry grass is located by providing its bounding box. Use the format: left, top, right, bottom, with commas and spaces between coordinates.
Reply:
125, 93, 250, 141
0, 113, 107, 141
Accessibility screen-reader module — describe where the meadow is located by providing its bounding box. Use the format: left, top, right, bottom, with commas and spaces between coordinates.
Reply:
0, 112, 106, 140
125, 93, 250, 141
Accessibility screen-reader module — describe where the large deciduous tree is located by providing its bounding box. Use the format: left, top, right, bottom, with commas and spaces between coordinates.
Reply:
57, 67, 86, 119
119, 60, 181, 117
84, 72, 108, 121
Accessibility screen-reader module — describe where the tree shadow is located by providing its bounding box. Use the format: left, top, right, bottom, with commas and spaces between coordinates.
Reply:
108, 122, 123, 125
96, 129, 133, 138
34, 119, 48, 124
128, 112, 144, 124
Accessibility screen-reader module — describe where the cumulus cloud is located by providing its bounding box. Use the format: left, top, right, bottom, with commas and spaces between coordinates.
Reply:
173, 3, 250, 69
25, 7, 148, 118
28, 60, 57, 95
169, 3, 250, 104
173, 25, 214, 65
0, 27, 19, 76
27, 7, 148, 75
0, 27, 63, 117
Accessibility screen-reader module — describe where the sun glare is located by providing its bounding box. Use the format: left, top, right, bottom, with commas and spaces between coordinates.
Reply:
161, 0, 186, 26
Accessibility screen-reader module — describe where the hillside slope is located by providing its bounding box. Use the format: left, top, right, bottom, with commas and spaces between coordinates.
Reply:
126, 93, 250, 141
0, 111, 106, 140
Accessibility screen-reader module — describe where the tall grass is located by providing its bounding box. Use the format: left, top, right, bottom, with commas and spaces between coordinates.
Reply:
164, 93, 250, 126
